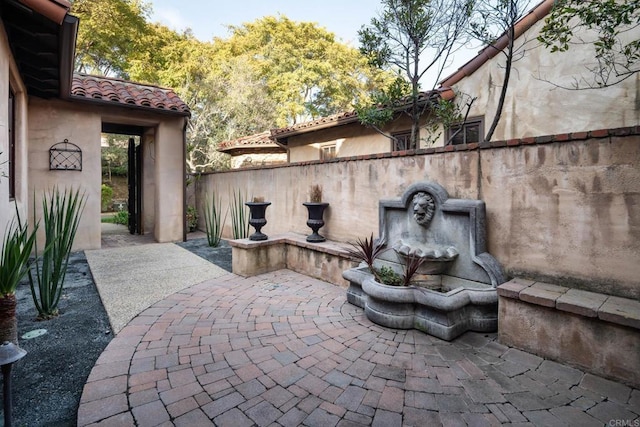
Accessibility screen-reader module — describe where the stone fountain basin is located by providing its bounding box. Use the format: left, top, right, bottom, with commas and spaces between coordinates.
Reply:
343, 266, 498, 341
392, 239, 459, 275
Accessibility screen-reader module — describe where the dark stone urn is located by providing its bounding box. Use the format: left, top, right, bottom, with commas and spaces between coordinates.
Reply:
246, 202, 271, 241
303, 202, 329, 242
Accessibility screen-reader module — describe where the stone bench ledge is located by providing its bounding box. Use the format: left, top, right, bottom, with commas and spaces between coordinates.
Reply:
497, 279, 640, 330
228, 232, 353, 258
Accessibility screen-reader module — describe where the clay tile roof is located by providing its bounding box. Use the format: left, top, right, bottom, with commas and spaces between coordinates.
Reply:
270, 88, 454, 141
71, 73, 190, 116
439, 0, 552, 88
218, 130, 286, 154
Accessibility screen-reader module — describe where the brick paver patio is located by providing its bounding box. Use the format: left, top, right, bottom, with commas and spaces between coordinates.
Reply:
78, 270, 639, 426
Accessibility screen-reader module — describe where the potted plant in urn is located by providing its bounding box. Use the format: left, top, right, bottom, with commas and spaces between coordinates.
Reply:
245, 196, 271, 241
303, 184, 329, 242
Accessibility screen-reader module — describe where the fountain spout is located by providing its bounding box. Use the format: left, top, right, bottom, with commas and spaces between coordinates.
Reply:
393, 239, 458, 274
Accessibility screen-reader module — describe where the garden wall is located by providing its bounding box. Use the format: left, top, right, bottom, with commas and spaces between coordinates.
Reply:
195, 127, 640, 300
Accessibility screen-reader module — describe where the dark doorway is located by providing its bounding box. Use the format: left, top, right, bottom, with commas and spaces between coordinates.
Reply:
101, 123, 145, 243
127, 137, 142, 235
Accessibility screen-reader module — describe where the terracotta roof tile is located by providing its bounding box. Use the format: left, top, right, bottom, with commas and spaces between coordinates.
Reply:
439, 0, 552, 87
71, 74, 190, 116
218, 130, 285, 152
271, 88, 454, 139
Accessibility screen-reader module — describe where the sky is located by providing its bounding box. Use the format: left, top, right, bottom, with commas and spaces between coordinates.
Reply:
146, 0, 480, 86
147, 0, 383, 47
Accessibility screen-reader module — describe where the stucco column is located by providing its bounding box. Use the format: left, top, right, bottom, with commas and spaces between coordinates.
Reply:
153, 118, 186, 242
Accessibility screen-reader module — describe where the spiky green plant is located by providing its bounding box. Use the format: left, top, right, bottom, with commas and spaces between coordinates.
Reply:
0, 207, 37, 344
229, 189, 249, 239
344, 233, 388, 283
401, 254, 428, 286
204, 192, 227, 247
29, 187, 86, 319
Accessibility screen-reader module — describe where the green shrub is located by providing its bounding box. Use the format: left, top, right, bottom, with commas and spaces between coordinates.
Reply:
377, 266, 402, 286
101, 184, 113, 212
187, 205, 198, 232
113, 210, 128, 225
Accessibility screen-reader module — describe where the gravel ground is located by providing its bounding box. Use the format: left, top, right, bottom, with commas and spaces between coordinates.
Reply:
3, 238, 231, 427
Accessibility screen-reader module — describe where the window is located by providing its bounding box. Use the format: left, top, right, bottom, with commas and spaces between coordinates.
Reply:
320, 144, 336, 160
447, 117, 483, 145
8, 87, 15, 199
392, 130, 415, 151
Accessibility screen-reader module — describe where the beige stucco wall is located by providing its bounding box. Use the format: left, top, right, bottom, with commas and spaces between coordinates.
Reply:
28, 98, 103, 250
450, 19, 640, 141
153, 119, 185, 242
28, 99, 187, 250
287, 115, 431, 162
0, 21, 29, 240
230, 153, 287, 169
197, 133, 639, 300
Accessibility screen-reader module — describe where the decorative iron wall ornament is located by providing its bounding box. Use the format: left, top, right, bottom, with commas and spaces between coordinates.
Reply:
49, 139, 82, 171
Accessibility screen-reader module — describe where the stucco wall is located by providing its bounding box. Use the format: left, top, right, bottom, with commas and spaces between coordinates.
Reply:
0, 21, 29, 239
451, 19, 640, 141
28, 99, 187, 250
230, 153, 287, 169
28, 98, 103, 251
196, 130, 640, 300
287, 115, 431, 162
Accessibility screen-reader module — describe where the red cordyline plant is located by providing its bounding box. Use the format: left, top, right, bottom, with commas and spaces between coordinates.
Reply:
401, 254, 428, 286
344, 233, 388, 283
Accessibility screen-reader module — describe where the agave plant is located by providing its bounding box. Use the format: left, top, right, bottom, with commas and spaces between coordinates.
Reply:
0, 208, 37, 344
344, 233, 387, 283
229, 188, 249, 239
204, 192, 227, 247
29, 187, 86, 319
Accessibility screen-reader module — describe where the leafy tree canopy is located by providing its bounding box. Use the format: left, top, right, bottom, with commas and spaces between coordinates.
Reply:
71, 0, 151, 77
71, 3, 391, 171
357, 0, 474, 147
214, 15, 393, 126
538, 0, 640, 88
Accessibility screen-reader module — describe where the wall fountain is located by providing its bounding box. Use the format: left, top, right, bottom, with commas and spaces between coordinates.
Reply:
343, 181, 506, 341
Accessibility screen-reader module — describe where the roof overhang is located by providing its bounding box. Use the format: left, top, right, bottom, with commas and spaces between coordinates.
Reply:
218, 130, 287, 155
270, 88, 455, 145
439, 0, 553, 87
1, 0, 77, 99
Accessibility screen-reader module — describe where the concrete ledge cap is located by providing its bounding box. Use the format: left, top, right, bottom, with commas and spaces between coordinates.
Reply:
229, 232, 352, 258
519, 282, 569, 308
500, 278, 640, 330
497, 278, 533, 299
598, 297, 640, 330
556, 289, 608, 318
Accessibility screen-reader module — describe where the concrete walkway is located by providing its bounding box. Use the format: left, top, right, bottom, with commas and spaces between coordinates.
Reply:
77, 269, 639, 426
85, 243, 228, 333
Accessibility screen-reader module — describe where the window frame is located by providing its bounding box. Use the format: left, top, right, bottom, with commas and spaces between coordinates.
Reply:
391, 130, 415, 152
447, 116, 484, 146
8, 86, 15, 199
320, 144, 337, 161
